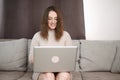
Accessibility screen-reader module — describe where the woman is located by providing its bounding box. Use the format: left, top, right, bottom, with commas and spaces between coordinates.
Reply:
29, 5, 72, 80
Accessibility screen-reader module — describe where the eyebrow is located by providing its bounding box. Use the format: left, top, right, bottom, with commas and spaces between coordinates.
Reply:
48, 16, 57, 18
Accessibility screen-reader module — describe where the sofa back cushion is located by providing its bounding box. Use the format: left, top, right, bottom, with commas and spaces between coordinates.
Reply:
80, 40, 116, 71
111, 41, 120, 73
72, 40, 80, 71
0, 39, 27, 71
27, 39, 33, 71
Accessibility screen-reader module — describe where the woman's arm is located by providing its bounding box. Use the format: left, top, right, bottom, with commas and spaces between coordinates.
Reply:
29, 32, 40, 64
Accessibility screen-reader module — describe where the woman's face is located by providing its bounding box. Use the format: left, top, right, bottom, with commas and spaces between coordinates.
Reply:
48, 10, 57, 30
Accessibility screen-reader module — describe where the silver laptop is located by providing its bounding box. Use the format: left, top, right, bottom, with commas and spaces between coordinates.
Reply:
33, 46, 77, 72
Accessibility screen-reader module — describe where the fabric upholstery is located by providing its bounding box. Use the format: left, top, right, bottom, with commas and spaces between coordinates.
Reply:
81, 72, 120, 80
0, 39, 27, 71
0, 39, 120, 80
80, 40, 116, 71
71, 72, 82, 80
0, 71, 25, 80
27, 39, 33, 71
111, 41, 120, 73
17, 71, 32, 80
72, 40, 80, 71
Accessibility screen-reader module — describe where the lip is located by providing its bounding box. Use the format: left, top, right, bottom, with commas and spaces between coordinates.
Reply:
50, 25, 56, 29
51, 23, 56, 26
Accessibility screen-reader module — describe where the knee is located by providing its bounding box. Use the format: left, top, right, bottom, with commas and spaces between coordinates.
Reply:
56, 72, 71, 80
38, 72, 55, 80
45, 72, 55, 78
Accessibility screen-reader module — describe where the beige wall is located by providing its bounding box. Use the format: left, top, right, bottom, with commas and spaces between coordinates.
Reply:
83, 0, 120, 40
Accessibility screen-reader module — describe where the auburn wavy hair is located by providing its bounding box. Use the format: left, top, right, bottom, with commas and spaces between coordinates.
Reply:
40, 6, 63, 41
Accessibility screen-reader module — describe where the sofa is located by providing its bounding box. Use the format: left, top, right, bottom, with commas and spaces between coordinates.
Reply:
0, 38, 120, 80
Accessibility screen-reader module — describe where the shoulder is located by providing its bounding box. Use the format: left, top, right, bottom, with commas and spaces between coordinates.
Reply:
63, 31, 72, 45
63, 31, 71, 37
62, 31, 72, 40
32, 31, 42, 40
33, 32, 40, 38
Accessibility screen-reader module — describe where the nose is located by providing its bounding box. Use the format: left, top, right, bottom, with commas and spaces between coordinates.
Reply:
51, 19, 55, 23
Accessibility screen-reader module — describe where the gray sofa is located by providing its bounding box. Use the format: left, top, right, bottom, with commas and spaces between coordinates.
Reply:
0, 38, 120, 80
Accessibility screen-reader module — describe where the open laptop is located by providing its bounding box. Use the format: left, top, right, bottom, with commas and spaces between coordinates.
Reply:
33, 46, 77, 72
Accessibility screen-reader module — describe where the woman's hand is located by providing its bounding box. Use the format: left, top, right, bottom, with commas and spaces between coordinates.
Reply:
29, 53, 34, 64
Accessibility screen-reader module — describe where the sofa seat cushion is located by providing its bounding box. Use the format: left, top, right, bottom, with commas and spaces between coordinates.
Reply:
17, 71, 82, 80
17, 71, 32, 80
71, 72, 82, 80
81, 72, 120, 80
0, 71, 25, 80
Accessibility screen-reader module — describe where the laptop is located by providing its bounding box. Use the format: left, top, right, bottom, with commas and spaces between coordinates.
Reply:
33, 46, 77, 72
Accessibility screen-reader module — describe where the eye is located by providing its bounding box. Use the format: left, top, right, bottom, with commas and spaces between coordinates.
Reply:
48, 17, 52, 20
54, 17, 57, 20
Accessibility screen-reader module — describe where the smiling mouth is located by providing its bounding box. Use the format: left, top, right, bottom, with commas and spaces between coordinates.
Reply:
51, 23, 56, 26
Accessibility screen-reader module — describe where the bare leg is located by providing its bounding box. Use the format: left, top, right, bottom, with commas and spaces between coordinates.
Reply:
38, 72, 55, 80
56, 72, 71, 80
